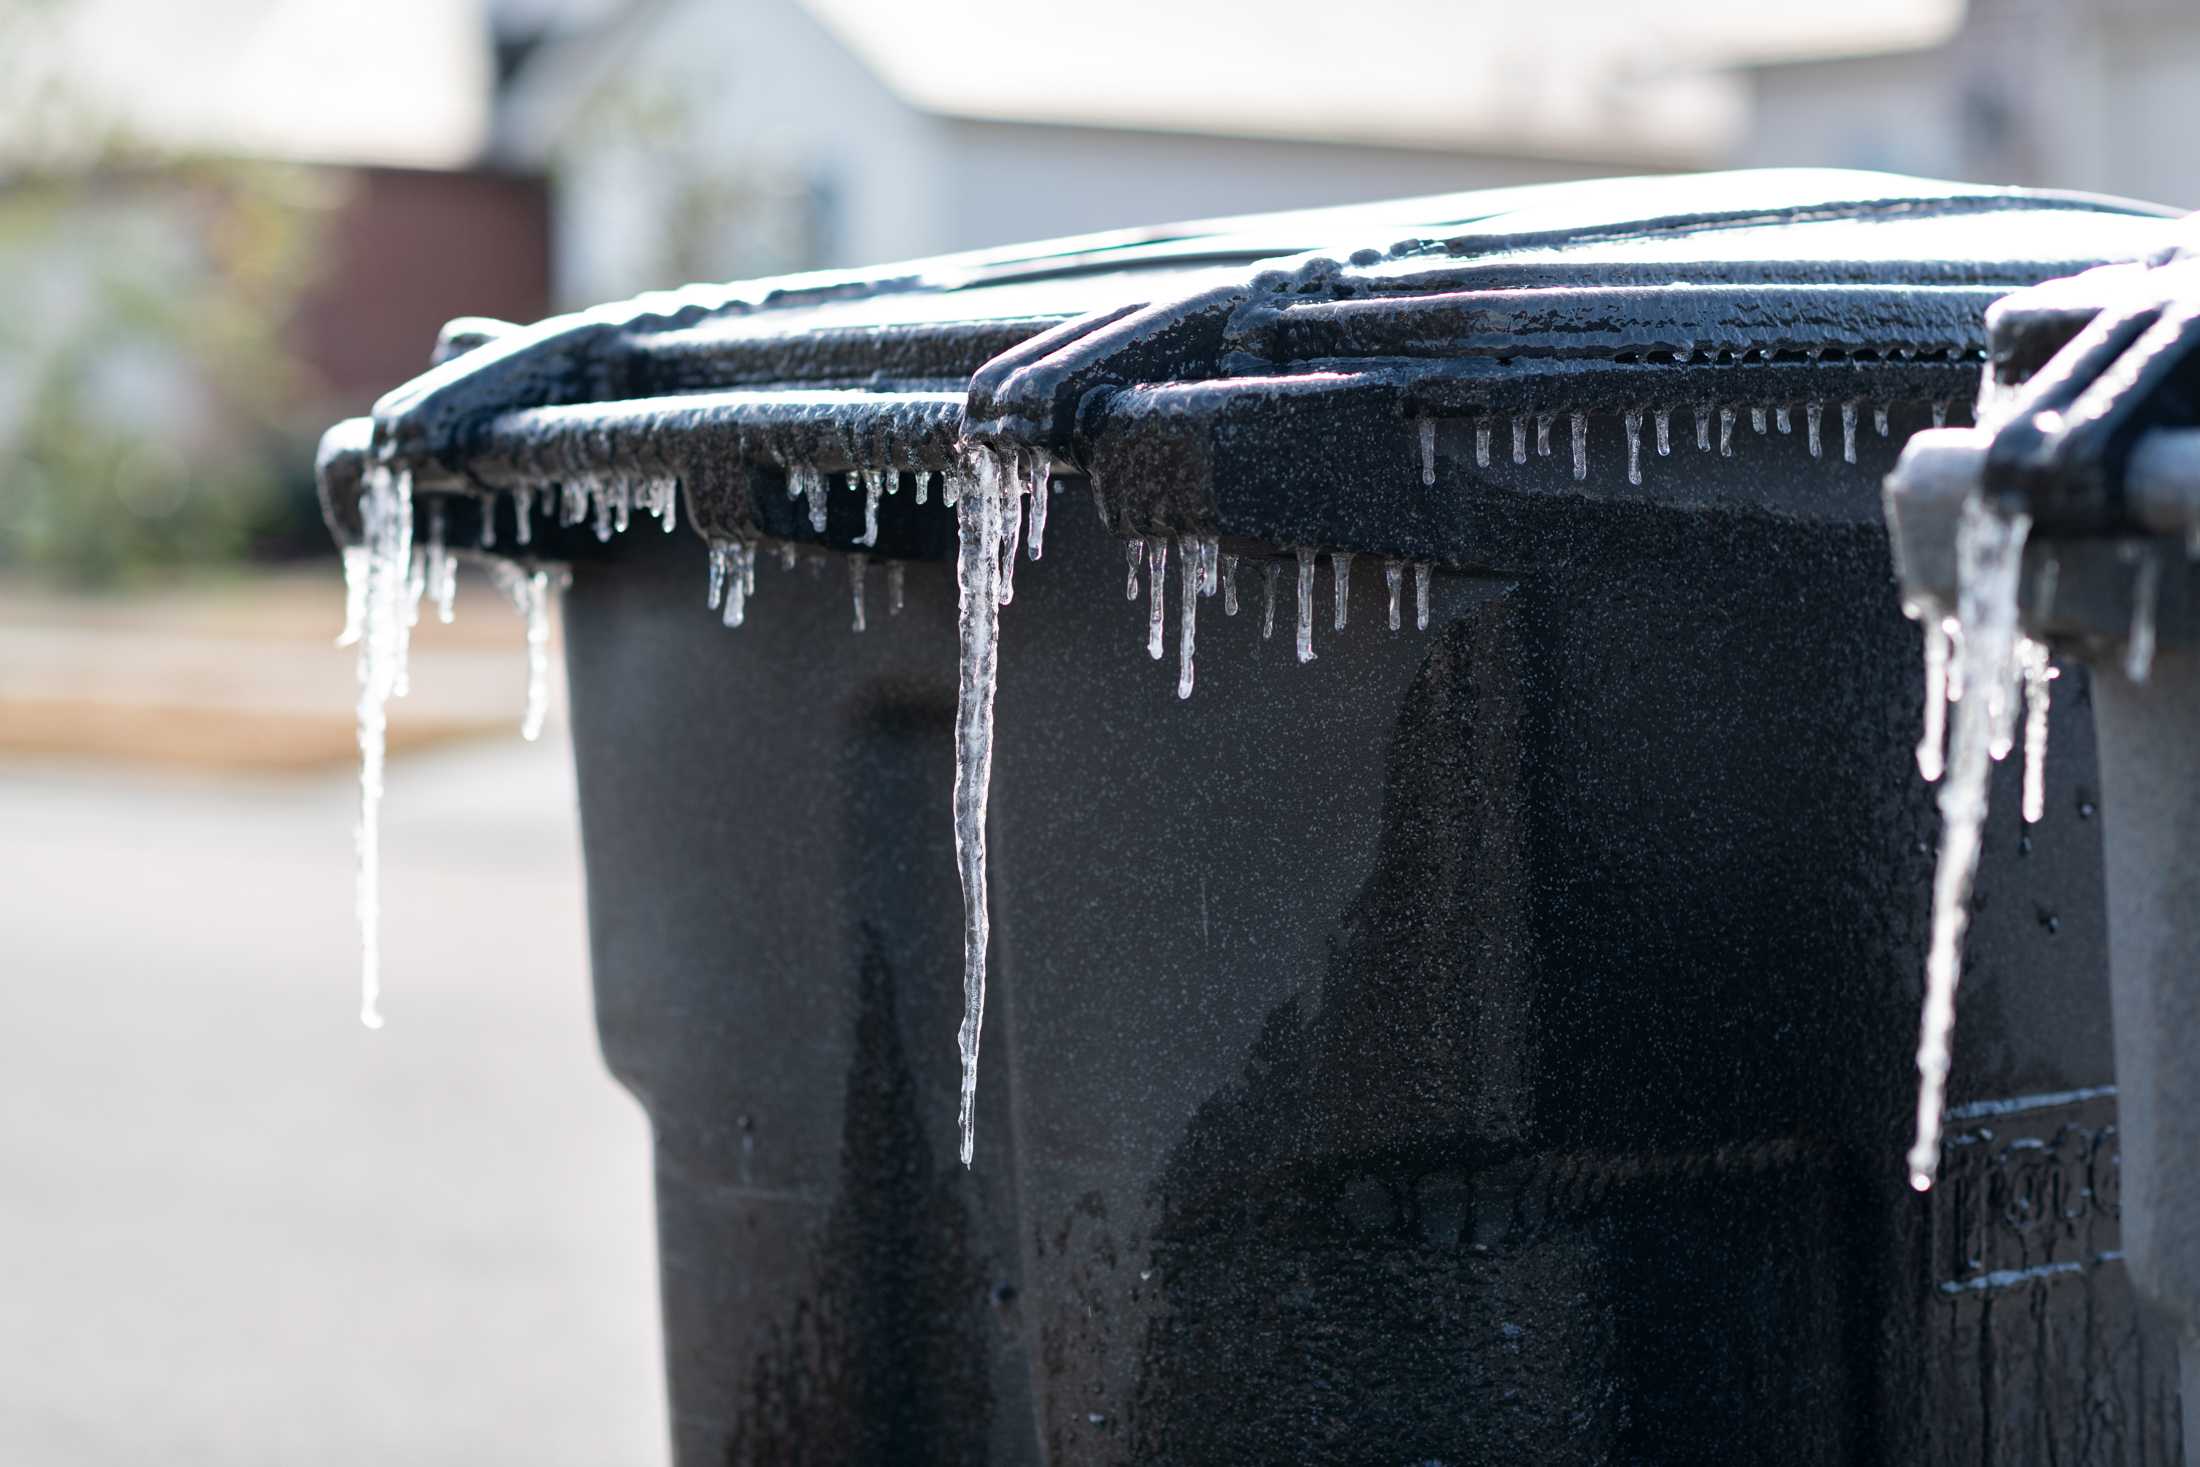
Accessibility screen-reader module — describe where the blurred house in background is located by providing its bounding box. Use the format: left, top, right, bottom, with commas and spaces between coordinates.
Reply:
1739, 0, 2200, 207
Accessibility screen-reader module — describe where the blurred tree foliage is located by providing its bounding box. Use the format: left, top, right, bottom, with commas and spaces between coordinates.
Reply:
0, 0, 336, 585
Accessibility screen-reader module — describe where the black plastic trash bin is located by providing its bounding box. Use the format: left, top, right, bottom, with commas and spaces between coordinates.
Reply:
323, 170, 2185, 1464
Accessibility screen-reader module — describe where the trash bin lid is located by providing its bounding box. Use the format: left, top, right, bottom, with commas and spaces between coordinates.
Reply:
321, 168, 2179, 566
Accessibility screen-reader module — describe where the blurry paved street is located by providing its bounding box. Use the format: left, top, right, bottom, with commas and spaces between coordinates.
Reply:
0, 725, 669, 1463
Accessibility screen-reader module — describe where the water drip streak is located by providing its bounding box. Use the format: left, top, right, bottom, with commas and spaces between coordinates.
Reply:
850, 555, 868, 632
1475, 422, 1491, 469
951, 455, 1005, 1168
2019, 639, 2053, 823
1907, 502, 2031, 1192
1625, 411, 1643, 486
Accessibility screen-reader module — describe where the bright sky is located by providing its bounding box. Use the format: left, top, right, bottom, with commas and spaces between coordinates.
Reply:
5, 0, 1968, 168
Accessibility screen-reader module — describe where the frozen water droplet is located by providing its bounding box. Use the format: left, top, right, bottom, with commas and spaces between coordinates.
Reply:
1875, 405, 1891, 438
1262, 561, 1280, 640
1475, 421, 1491, 468
1570, 413, 1588, 481
1512, 415, 1528, 464
1331, 550, 1353, 631
1752, 406, 1768, 435
1806, 401, 1824, 459
1536, 413, 1552, 457
1222, 552, 1240, 615
915, 470, 932, 506
1419, 417, 1437, 486
1695, 404, 1711, 452
1414, 561, 1432, 631
1385, 559, 1404, 631
850, 555, 868, 632
1178, 535, 1199, 699
1295, 548, 1317, 663
1841, 402, 1859, 464
1624, 410, 1643, 486
706, 543, 729, 610
951, 454, 1003, 1168
1147, 537, 1168, 660
1126, 539, 1142, 601
1718, 407, 1735, 458
1654, 409, 1671, 457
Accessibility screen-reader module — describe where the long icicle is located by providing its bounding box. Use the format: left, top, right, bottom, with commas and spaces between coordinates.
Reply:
952, 452, 1006, 1168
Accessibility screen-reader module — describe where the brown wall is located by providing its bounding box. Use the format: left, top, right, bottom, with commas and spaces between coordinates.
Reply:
290, 164, 552, 414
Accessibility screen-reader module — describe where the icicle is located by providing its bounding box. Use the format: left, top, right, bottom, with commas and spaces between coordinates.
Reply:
996, 462, 1023, 606
888, 561, 905, 616
1751, 406, 1768, 435
479, 492, 498, 549
488, 560, 555, 744
659, 479, 679, 534
1027, 457, 1051, 560
858, 473, 883, 547
1090, 480, 1110, 529
2127, 546, 2161, 684
1695, 404, 1711, 452
403, 547, 425, 639
1624, 410, 1643, 486
1915, 613, 1950, 782
1841, 402, 1859, 464
1419, 417, 1437, 487
1177, 536, 1199, 699
741, 541, 756, 597
706, 544, 728, 610
513, 486, 535, 546
560, 482, 586, 526
612, 480, 631, 534
1126, 539, 1142, 600
915, 470, 932, 506
1774, 405, 1791, 435
1222, 553, 1240, 615
850, 555, 867, 632
1719, 407, 1736, 458
1328, 550, 1352, 631
2019, 638, 2054, 824
1907, 500, 2032, 1192
592, 485, 614, 542
1475, 421, 1491, 469
338, 547, 369, 648
1806, 401, 1824, 459
1875, 405, 1891, 438
950, 453, 1004, 1168
1385, 559, 1404, 631
1200, 536, 1218, 598
1414, 561, 1432, 631
1931, 400, 1950, 429
798, 466, 827, 532
350, 462, 415, 1032
1536, 413, 1553, 457
721, 558, 749, 628
1570, 413, 1588, 481
1147, 537, 1168, 659
1654, 409, 1671, 457
1512, 415, 1528, 464
427, 503, 456, 625
1295, 548, 1317, 663
1262, 561, 1280, 640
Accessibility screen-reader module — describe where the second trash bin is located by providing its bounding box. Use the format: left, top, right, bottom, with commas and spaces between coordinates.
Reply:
324, 170, 2184, 1463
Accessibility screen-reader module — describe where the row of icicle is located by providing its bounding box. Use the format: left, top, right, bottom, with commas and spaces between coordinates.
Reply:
1417, 398, 1952, 489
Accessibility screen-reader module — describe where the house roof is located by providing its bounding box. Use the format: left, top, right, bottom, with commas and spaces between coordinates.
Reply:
497, 0, 1968, 168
